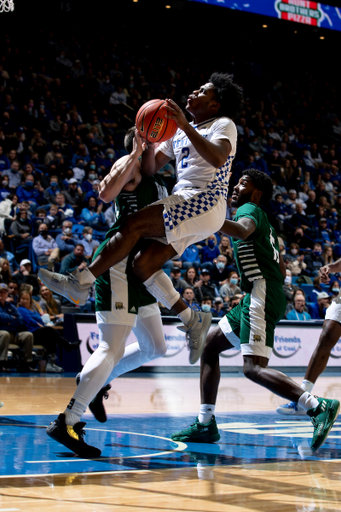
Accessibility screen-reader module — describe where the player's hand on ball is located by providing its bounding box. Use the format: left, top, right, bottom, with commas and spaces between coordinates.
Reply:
319, 265, 330, 283
165, 99, 188, 131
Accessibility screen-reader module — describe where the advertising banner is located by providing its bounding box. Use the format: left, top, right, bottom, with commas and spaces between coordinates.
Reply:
189, 0, 341, 32
77, 320, 341, 368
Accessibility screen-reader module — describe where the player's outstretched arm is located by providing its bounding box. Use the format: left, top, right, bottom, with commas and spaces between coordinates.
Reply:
99, 131, 144, 202
165, 99, 231, 168
140, 143, 171, 177
220, 217, 256, 241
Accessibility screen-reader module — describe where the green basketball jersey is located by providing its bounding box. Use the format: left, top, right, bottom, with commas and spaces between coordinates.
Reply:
94, 174, 168, 312
232, 202, 283, 293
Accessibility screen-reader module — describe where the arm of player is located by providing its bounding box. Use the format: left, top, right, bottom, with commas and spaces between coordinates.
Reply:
165, 99, 231, 168
319, 258, 341, 283
99, 132, 145, 202
279, 253, 286, 280
140, 143, 171, 177
220, 217, 256, 241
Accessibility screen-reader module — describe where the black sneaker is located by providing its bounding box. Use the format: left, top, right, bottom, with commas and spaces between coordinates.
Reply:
76, 373, 111, 423
46, 413, 101, 458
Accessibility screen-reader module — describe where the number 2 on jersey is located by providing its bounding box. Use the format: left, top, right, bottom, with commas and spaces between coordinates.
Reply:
180, 147, 190, 168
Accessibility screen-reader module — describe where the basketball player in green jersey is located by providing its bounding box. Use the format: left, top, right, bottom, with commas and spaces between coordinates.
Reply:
171, 169, 340, 452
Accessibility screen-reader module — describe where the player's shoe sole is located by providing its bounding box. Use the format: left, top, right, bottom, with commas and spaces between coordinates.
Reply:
276, 401, 306, 416
171, 416, 220, 443
39, 268, 90, 306
307, 397, 340, 451
46, 413, 101, 458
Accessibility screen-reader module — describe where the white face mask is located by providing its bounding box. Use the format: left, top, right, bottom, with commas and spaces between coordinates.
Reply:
291, 249, 298, 255
85, 234, 92, 242
64, 227, 72, 235
285, 276, 292, 285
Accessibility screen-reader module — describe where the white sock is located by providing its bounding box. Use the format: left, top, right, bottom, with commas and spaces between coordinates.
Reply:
301, 379, 314, 394
199, 404, 215, 424
298, 391, 319, 412
77, 267, 96, 286
64, 396, 88, 426
177, 307, 192, 326
143, 270, 180, 310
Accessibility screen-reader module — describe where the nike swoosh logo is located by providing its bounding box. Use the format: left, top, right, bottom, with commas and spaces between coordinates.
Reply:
68, 293, 80, 305
198, 314, 202, 323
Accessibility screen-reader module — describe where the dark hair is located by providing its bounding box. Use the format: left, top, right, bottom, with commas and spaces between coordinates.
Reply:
209, 72, 244, 118
242, 168, 273, 205
124, 127, 135, 153
184, 266, 199, 284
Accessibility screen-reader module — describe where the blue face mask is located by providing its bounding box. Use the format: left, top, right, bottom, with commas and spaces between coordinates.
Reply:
201, 304, 211, 313
25, 181, 34, 187
217, 262, 225, 270
208, 239, 215, 248
51, 182, 58, 188
90, 164, 96, 170
230, 278, 238, 285
332, 288, 339, 293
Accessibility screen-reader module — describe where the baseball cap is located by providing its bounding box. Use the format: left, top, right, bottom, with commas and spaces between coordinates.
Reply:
214, 297, 223, 303
68, 178, 78, 184
20, 259, 31, 266
0, 283, 8, 291
317, 292, 332, 300
201, 269, 210, 274
171, 267, 181, 273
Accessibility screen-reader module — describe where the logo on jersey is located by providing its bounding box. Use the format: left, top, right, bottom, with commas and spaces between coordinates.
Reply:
115, 302, 125, 310
253, 335, 262, 343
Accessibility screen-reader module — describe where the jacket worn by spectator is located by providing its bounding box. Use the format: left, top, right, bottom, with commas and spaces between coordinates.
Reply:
0, 301, 26, 333
32, 234, 58, 259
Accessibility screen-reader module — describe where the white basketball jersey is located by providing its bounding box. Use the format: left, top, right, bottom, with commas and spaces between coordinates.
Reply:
158, 116, 237, 197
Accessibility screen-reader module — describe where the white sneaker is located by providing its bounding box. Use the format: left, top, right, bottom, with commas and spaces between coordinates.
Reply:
276, 401, 306, 416
39, 268, 90, 306
45, 362, 64, 373
178, 310, 212, 364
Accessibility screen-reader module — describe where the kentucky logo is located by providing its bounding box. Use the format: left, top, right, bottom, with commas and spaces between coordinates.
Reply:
253, 335, 262, 342
115, 302, 125, 310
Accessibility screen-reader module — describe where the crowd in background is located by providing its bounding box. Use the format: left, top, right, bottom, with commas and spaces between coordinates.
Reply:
0, 25, 341, 370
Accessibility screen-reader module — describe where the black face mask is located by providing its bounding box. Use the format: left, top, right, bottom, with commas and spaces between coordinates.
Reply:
39, 230, 48, 237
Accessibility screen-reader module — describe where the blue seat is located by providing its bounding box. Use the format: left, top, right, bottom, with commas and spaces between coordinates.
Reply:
299, 284, 313, 297
291, 276, 299, 284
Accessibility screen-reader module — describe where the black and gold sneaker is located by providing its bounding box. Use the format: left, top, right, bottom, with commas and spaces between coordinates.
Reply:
46, 413, 101, 458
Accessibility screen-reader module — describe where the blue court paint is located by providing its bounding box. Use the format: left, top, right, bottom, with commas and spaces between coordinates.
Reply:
0, 412, 340, 477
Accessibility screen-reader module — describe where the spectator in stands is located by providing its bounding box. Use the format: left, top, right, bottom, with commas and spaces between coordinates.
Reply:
309, 276, 324, 303
210, 254, 230, 287
2, 160, 23, 191
0, 258, 12, 285
63, 178, 83, 211
182, 287, 200, 312
183, 266, 203, 304
169, 267, 187, 295
179, 244, 201, 271
46, 204, 65, 230
81, 226, 100, 260
16, 259, 40, 297
283, 243, 307, 276
220, 270, 241, 301
283, 269, 299, 303
39, 285, 63, 323
285, 189, 306, 213
55, 220, 79, 258
201, 234, 220, 270
201, 296, 213, 314
0, 283, 35, 372
60, 243, 88, 275
0, 175, 11, 201
84, 179, 101, 203
211, 296, 225, 318
322, 244, 334, 265
0, 146, 10, 172
305, 189, 318, 216
218, 235, 233, 263
229, 294, 243, 310
199, 269, 219, 301
317, 219, 336, 245
329, 280, 340, 298
32, 223, 60, 269
9, 209, 32, 255
0, 238, 18, 273
304, 243, 325, 277
308, 292, 332, 320
16, 174, 44, 209
44, 175, 62, 205
80, 196, 105, 229
286, 294, 311, 321
6, 280, 19, 306
55, 192, 76, 221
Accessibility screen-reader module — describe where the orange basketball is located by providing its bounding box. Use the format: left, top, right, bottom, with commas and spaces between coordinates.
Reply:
135, 99, 178, 143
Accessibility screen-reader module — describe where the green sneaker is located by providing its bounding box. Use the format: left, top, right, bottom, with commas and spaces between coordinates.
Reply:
307, 397, 340, 451
171, 416, 220, 443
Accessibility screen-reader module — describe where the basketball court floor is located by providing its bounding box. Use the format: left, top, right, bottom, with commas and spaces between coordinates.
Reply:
1, 372, 341, 511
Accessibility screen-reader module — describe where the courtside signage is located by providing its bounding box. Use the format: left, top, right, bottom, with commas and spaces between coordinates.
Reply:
189, 0, 341, 31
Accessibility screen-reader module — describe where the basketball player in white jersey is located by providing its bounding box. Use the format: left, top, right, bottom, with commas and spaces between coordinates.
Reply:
40, 73, 243, 363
